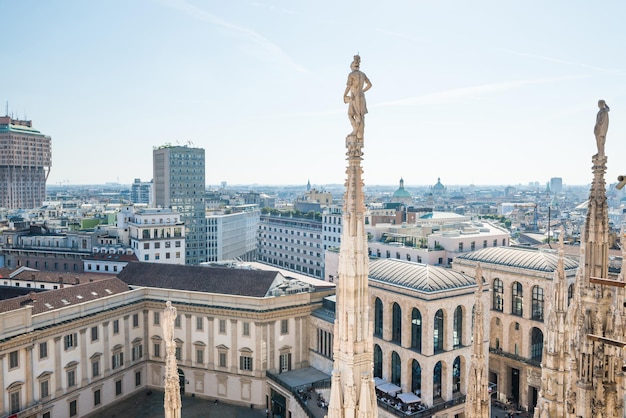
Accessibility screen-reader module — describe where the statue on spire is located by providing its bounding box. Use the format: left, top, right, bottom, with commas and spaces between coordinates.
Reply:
594, 99, 610, 159
344, 55, 372, 140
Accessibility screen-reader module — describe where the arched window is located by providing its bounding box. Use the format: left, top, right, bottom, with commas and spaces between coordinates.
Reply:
411, 308, 422, 353
531, 328, 543, 362
567, 284, 574, 306
373, 345, 382, 378
492, 278, 504, 311
434, 309, 444, 353
411, 359, 422, 394
453, 306, 463, 348
433, 361, 442, 398
453, 356, 461, 393
374, 298, 383, 337
531, 286, 544, 321
392, 302, 402, 344
391, 351, 401, 386
512, 282, 523, 316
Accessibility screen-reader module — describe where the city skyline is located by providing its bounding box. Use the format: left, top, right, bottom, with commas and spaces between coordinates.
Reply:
2, 1, 625, 187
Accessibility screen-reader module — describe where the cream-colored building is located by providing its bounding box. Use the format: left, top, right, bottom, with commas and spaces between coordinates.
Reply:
453, 246, 578, 412
0, 263, 335, 418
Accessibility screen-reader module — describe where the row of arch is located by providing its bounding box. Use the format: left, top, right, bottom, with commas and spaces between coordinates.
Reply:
373, 345, 463, 399
374, 298, 467, 353
491, 279, 574, 321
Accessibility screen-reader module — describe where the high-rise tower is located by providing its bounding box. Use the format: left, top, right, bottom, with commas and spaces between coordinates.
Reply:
153, 145, 206, 265
327, 55, 376, 418
0, 116, 51, 209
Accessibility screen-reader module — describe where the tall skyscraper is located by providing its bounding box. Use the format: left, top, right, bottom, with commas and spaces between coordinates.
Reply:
153, 145, 206, 265
0, 116, 52, 209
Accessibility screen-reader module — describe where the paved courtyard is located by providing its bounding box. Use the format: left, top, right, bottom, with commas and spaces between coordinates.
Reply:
88, 389, 266, 418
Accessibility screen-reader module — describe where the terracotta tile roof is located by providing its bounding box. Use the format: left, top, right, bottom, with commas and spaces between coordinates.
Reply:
0, 277, 130, 314
117, 262, 280, 297
7, 269, 116, 285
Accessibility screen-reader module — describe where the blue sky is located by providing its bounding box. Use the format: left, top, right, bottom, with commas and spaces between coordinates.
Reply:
2, 0, 625, 188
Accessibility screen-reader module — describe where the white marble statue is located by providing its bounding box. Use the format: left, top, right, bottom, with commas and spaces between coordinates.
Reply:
594, 99, 609, 158
343, 55, 372, 140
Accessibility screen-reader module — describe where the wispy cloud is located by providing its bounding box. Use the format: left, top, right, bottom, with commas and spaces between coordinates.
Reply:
160, 0, 307, 73
499, 49, 622, 75
375, 28, 426, 44
375, 75, 587, 108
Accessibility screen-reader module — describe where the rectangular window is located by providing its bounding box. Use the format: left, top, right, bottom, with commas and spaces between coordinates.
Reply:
113, 320, 120, 334
196, 316, 203, 331
175, 347, 182, 361
174, 315, 181, 328
219, 319, 226, 333
132, 345, 143, 361
280, 353, 291, 372
40, 380, 49, 398
64, 333, 78, 350
9, 350, 19, 369
115, 379, 122, 396
196, 349, 204, 364
240, 356, 253, 371
281, 319, 289, 335
154, 311, 160, 325
135, 371, 141, 387
91, 326, 98, 342
94, 389, 101, 406
143, 242, 150, 249
243, 322, 250, 336
155, 242, 160, 249
154, 343, 161, 358
69, 399, 77, 417
92, 360, 100, 377
67, 370, 76, 387
112, 352, 124, 369
133, 313, 139, 328
10, 391, 20, 414
219, 352, 227, 368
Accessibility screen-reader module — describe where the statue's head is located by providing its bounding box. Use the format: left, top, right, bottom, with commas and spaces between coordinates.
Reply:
351, 55, 361, 70
598, 99, 607, 108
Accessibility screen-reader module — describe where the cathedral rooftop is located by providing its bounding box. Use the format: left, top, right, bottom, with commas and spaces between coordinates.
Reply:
369, 258, 476, 293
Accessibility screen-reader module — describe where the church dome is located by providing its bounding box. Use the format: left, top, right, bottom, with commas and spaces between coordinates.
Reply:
392, 178, 412, 199
432, 177, 445, 191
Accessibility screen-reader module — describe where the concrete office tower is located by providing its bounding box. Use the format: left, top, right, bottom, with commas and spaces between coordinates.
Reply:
327, 54, 377, 418
549, 177, 563, 194
0, 116, 52, 209
153, 145, 206, 265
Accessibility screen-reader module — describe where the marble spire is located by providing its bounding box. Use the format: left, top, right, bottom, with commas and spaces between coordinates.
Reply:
464, 265, 490, 418
564, 101, 625, 417
327, 55, 377, 418
535, 228, 571, 417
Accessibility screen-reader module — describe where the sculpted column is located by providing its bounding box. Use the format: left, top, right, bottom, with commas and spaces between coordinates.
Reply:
163, 301, 181, 418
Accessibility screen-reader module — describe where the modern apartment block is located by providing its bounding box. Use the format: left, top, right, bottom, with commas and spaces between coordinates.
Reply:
153, 145, 206, 265
206, 205, 260, 262
0, 116, 52, 209
117, 206, 185, 264
257, 213, 324, 279
130, 178, 153, 205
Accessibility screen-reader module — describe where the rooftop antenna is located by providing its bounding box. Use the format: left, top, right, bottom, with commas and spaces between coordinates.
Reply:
5, 101, 8, 117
